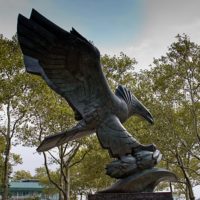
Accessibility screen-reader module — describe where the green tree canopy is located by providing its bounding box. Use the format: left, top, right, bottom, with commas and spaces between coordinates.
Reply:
12, 170, 33, 181
133, 34, 200, 200
0, 34, 33, 199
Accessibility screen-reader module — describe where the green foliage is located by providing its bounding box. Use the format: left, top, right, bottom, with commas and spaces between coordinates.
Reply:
34, 167, 60, 196
18, 71, 77, 200
0, 34, 27, 106
132, 34, 200, 199
12, 170, 33, 181
1, 32, 199, 200
70, 136, 113, 196
0, 34, 33, 198
70, 35, 200, 199
101, 52, 137, 89
0, 136, 5, 187
18, 77, 75, 147
24, 197, 40, 200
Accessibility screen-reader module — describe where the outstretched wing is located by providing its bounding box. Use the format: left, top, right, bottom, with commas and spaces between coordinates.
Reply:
97, 115, 141, 158
37, 123, 95, 152
17, 9, 113, 120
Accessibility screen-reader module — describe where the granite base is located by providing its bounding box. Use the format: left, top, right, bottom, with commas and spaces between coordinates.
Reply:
88, 192, 173, 200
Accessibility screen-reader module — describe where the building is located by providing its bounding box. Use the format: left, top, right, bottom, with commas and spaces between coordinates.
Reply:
2, 179, 58, 200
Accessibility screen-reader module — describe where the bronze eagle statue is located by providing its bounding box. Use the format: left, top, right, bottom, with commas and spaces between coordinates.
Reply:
17, 10, 165, 182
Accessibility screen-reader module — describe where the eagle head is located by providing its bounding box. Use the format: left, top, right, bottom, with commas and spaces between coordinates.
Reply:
115, 85, 154, 124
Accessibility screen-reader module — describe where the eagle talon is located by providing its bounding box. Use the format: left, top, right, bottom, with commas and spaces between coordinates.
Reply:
106, 150, 162, 178
135, 150, 161, 170
133, 144, 156, 154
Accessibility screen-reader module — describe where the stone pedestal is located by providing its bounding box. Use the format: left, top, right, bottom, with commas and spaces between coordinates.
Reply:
88, 192, 173, 200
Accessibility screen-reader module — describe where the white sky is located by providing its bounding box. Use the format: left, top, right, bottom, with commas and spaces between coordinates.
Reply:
104, 0, 200, 70
1, 0, 200, 69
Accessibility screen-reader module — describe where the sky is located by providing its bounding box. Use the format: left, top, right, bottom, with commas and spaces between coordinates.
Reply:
1, 0, 200, 69
1, 0, 200, 197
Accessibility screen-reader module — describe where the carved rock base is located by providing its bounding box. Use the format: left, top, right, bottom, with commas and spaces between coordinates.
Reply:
88, 192, 174, 200
100, 168, 177, 193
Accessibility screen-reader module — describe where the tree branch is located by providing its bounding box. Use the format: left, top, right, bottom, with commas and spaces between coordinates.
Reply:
48, 151, 61, 165
182, 166, 200, 177
11, 112, 26, 138
69, 149, 90, 168
65, 143, 81, 166
59, 147, 68, 187
179, 138, 200, 161
0, 128, 6, 137
43, 152, 66, 195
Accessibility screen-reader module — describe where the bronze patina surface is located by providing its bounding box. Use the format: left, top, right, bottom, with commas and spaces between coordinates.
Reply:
17, 9, 177, 192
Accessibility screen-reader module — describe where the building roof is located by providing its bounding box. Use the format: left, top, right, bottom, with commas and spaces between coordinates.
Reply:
9, 179, 43, 192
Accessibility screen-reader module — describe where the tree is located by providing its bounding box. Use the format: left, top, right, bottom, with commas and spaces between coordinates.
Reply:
34, 167, 60, 198
0, 136, 5, 192
133, 34, 200, 200
0, 34, 79, 200
70, 136, 113, 198
101, 52, 137, 89
18, 73, 82, 200
0, 34, 34, 199
12, 170, 33, 181
2, 31, 198, 199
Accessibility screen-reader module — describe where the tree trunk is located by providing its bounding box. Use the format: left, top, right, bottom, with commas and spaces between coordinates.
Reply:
2, 103, 11, 200
59, 170, 63, 200
176, 152, 195, 200
67, 167, 70, 200
61, 166, 69, 200
181, 162, 195, 200
59, 191, 62, 200
186, 180, 195, 200
185, 186, 189, 200
2, 138, 11, 200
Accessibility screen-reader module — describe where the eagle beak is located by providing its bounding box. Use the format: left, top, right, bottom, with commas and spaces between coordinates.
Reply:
143, 112, 154, 124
